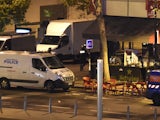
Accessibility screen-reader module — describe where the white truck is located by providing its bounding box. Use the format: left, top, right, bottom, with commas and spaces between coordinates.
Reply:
0, 51, 75, 92
37, 19, 100, 61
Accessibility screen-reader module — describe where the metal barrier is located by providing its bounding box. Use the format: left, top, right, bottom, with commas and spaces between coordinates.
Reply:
23, 96, 27, 111
0, 95, 159, 119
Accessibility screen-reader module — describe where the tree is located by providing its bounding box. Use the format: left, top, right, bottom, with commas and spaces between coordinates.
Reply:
0, 0, 31, 32
62, 0, 110, 81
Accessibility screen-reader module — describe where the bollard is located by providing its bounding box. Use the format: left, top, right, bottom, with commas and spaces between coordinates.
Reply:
97, 59, 103, 120
73, 100, 78, 117
127, 106, 130, 120
0, 96, 2, 113
23, 96, 27, 111
154, 108, 157, 120
49, 97, 52, 113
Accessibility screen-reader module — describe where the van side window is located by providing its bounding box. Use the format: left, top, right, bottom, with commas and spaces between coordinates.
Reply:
60, 36, 69, 46
32, 58, 46, 71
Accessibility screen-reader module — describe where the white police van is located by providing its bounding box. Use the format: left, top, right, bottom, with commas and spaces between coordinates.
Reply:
0, 51, 75, 92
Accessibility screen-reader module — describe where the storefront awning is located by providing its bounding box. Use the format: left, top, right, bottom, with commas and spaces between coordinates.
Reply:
83, 16, 159, 41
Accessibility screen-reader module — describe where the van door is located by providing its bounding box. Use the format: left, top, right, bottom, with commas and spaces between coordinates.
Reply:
29, 58, 47, 88
3, 55, 31, 85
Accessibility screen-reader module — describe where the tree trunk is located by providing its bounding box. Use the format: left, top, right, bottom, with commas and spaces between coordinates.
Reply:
97, 15, 110, 81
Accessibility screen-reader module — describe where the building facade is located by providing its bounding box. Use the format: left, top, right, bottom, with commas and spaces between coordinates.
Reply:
25, 0, 158, 22
5, 0, 160, 51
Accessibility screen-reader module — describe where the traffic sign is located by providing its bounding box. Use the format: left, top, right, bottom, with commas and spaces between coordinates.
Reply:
86, 39, 93, 49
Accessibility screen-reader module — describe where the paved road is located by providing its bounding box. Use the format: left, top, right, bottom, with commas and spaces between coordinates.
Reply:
0, 63, 159, 120
0, 86, 159, 120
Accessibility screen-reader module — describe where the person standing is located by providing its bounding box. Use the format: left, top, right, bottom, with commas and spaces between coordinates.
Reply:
80, 44, 88, 71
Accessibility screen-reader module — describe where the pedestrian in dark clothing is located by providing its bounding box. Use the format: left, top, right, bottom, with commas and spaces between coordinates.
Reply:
80, 44, 88, 71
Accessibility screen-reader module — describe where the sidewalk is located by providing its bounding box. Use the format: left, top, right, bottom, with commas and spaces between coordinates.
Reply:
0, 108, 123, 120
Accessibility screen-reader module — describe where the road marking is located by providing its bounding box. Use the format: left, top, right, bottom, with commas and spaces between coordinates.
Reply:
2, 96, 13, 100
32, 104, 72, 110
65, 91, 86, 96
90, 109, 131, 115
84, 96, 109, 100
1, 92, 46, 100
140, 98, 153, 104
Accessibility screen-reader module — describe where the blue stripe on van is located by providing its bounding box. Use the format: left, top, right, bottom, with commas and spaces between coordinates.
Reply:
0, 66, 12, 68
150, 71, 160, 76
10, 79, 38, 83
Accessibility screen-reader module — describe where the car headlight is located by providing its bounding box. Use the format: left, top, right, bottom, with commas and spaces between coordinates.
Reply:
55, 72, 64, 81
58, 75, 65, 81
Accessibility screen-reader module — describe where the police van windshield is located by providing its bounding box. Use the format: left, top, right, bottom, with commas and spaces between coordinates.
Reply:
43, 56, 64, 69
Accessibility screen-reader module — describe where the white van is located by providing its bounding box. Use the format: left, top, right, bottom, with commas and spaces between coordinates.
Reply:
0, 51, 75, 92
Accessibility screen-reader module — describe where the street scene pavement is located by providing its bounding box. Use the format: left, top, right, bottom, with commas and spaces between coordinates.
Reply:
0, 63, 157, 120
0, 63, 123, 120
0, 63, 98, 120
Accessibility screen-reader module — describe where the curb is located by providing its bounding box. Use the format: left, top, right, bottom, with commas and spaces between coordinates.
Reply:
0, 108, 123, 120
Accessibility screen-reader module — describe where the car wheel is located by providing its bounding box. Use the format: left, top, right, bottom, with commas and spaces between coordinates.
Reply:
0, 78, 10, 89
62, 83, 70, 92
153, 94, 160, 106
46, 81, 54, 93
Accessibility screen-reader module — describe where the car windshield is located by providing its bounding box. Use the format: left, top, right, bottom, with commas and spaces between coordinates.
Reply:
41, 36, 60, 45
43, 56, 64, 69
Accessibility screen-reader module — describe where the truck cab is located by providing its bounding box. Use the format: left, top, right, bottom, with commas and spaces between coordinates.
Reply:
41, 35, 69, 49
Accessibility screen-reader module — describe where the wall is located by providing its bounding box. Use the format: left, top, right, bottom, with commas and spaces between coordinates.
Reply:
5, 0, 160, 30
25, 0, 61, 22
25, 0, 95, 22
106, 0, 160, 18
4, 0, 156, 51
5, 0, 61, 31
5, 0, 95, 31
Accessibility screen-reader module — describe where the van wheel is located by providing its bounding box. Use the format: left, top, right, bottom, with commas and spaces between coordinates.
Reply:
153, 94, 160, 106
62, 83, 70, 92
63, 87, 69, 92
0, 78, 10, 89
46, 81, 54, 93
